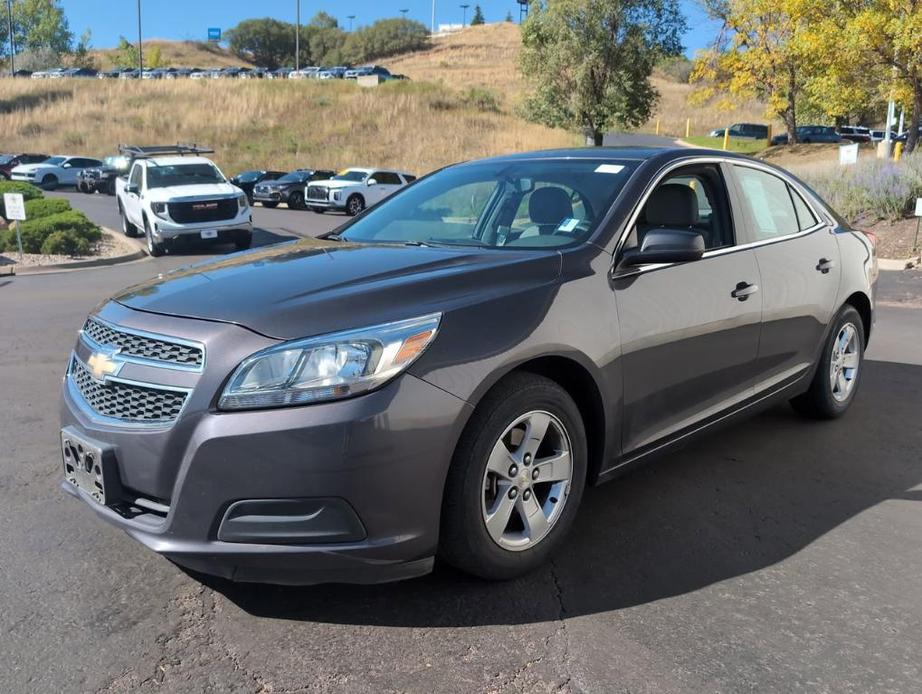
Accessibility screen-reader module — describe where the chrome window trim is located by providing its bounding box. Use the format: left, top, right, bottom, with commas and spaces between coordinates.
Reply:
610, 155, 829, 276
81, 315, 205, 372
67, 352, 192, 429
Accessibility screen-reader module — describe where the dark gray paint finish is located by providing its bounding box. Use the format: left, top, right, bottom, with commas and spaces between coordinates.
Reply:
61, 147, 877, 584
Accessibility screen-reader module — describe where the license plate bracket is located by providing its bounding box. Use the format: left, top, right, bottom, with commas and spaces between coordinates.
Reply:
200, 229, 218, 239
61, 427, 122, 506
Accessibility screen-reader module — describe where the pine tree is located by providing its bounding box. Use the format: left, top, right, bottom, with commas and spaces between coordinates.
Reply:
470, 5, 486, 25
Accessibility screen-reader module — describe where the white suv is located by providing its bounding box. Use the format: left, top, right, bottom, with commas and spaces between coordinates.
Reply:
305, 168, 416, 216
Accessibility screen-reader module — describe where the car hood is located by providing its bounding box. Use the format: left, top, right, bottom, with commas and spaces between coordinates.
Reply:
144, 183, 240, 202
113, 238, 561, 340
13, 163, 53, 174
316, 179, 364, 190
255, 180, 297, 190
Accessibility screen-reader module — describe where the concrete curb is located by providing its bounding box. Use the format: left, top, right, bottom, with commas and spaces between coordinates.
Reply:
2, 227, 148, 276
878, 257, 920, 271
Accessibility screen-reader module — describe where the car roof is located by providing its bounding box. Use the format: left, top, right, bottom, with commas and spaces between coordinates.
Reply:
144, 156, 215, 167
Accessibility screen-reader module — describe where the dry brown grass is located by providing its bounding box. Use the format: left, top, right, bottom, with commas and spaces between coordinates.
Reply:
0, 78, 577, 175
90, 40, 253, 70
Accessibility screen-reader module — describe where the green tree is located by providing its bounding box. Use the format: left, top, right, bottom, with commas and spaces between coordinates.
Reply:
111, 36, 140, 69
225, 17, 297, 68
1, 0, 73, 62
340, 18, 429, 64
505, 11, 514, 22
471, 5, 486, 25
304, 12, 347, 65
70, 29, 96, 70
520, 0, 686, 146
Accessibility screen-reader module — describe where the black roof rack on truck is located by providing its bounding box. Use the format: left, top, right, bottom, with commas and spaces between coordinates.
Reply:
117, 144, 215, 159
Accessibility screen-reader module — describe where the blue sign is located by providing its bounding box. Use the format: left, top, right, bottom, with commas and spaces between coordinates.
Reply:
207, 27, 221, 42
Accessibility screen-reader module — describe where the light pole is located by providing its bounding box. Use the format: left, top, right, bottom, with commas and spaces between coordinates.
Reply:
347, 14, 356, 32
6, 0, 14, 76
294, 0, 300, 71
399, 8, 409, 18
136, 0, 143, 71
459, 4, 469, 26
431, 0, 436, 34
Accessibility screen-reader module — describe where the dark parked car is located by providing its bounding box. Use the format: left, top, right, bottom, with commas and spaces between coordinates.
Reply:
12, 69, 33, 78
230, 169, 287, 202
98, 68, 124, 79
60, 147, 877, 585
0, 152, 49, 179
77, 155, 131, 195
251, 168, 336, 209
708, 123, 769, 139
771, 125, 842, 145
837, 126, 872, 143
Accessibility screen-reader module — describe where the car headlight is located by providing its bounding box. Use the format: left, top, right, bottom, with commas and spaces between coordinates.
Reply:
237, 193, 248, 210
218, 313, 442, 410
151, 202, 169, 220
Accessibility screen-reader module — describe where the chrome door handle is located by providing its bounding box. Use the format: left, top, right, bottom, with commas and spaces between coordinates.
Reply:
731, 281, 759, 301
816, 258, 836, 274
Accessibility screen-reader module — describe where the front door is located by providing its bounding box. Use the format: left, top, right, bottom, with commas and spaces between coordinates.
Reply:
614, 163, 763, 454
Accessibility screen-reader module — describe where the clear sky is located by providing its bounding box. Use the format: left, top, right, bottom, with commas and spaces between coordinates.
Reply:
59, 1, 720, 56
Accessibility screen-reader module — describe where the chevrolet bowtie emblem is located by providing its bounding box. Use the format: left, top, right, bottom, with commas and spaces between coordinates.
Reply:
87, 349, 123, 381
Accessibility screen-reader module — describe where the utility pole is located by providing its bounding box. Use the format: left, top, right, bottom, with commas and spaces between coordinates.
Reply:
6, 0, 14, 76
136, 0, 143, 71
431, 0, 436, 34
347, 14, 356, 32
294, 0, 300, 71
460, 3, 469, 26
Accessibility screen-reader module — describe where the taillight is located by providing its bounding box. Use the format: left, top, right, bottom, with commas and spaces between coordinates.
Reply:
858, 229, 877, 253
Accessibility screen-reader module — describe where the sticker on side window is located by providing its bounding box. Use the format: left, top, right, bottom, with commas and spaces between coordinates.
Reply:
557, 218, 580, 232
594, 164, 625, 174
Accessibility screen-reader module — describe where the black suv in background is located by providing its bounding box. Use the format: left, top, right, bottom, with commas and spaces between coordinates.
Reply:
77, 155, 131, 195
252, 169, 336, 210
709, 123, 769, 139
771, 125, 842, 145
0, 152, 49, 179
230, 170, 287, 203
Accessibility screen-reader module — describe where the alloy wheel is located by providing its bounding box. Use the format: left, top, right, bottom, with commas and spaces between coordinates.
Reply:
480, 410, 573, 552
829, 322, 860, 402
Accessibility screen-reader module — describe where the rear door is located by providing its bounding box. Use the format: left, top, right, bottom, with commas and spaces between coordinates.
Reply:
728, 163, 841, 393
614, 162, 763, 454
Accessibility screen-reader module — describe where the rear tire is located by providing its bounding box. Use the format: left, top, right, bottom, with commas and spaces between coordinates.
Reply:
439, 372, 587, 581
288, 191, 305, 210
120, 205, 138, 238
791, 305, 864, 419
234, 231, 252, 251
107, 178, 117, 196
144, 217, 165, 257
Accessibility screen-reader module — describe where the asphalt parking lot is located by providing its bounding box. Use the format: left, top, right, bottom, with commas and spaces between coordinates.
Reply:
1, 200, 921, 692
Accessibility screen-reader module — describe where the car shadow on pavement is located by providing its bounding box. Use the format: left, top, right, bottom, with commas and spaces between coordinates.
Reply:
202, 359, 922, 627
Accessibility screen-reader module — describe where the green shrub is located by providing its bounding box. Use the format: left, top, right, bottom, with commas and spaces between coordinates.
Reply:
0, 227, 16, 252
0, 180, 43, 218
24, 197, 71, 220
40, 230, 91, 256
462, 87, 501, 113
18, 210, 101, 254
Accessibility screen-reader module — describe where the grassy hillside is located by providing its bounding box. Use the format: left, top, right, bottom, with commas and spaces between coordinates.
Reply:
90, 40, 254, 69
0, 78, 577, 175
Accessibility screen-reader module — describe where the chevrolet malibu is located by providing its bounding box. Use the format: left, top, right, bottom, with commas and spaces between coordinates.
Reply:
60, 148, 877, 585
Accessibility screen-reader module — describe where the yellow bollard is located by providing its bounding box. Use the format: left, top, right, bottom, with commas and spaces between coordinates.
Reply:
894, 141, 904, 161
655, 119, 661, 136
722, 128, 729, 151
685, 118, 690, 138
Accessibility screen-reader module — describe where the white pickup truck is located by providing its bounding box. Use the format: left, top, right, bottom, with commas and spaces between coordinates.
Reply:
305, 168, 416, 216
115, 146, 252, 257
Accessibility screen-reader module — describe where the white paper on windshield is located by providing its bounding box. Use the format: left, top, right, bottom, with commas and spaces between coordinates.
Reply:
557, 218, 580, 232
594, 164, 625, 174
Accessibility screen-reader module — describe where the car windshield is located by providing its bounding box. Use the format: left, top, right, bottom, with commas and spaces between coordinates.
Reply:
277, 171, 307, 183
236, 171, 262, 182
42, 156, 65, 165
147, 163, 224, 188
333, 170, 368, 182
0, 155, 12, 164
105, 156, 129, 170
339, 158, 639, 249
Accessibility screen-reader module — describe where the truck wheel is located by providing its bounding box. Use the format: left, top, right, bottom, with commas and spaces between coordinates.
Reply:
288, 191, 305, 210
107, 179, 117, 196
234, 231, 252, 251
144, 218, 165, 257
346, 194, 365, 216
261, 201, 278, 208
41, 174, 58, 190
119, 205, 138, 238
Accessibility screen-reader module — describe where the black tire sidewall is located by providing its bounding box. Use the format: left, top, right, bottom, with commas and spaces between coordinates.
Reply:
801, 305, 865, 418
440, 373, 587, 580
347, 195, 364, 216
288, 191, 304, 210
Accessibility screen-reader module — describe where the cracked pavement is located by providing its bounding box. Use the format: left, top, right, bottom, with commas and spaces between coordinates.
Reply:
2, 236, 921, 692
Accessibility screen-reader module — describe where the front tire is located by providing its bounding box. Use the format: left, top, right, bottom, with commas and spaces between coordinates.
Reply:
439, 372, 587, 581
144, 217, 166, 257
288, 191, 305, 210
346, 194, 365, 216
41, 174, 58, 190
791, 305, 864, 419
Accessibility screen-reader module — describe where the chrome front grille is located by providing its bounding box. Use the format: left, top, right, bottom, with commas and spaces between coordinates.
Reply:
70, 356, 188, 424
307, 185, 328, 201
83, 317, 203, 368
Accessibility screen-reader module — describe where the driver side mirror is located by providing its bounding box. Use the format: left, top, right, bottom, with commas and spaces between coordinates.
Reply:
619, 228, 705, 268
62, 162, 72, 168
366, 178, 377, 186
125, 183, 139, 195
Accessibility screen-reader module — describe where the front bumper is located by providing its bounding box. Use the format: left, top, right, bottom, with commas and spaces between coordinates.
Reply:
150, 214, 253, 242
306, 198, 343, 210
59, 305, 471, 584
253, 191, 287, 204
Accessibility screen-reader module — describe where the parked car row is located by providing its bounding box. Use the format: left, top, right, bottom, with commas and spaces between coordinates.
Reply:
12, 64, 406, 81
7, 154, 103, 189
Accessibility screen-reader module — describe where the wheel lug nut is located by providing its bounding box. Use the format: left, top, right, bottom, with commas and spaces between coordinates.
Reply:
532, 468, 539, 480
523, 489, 532, 501
508, 464, 518, 477
508, 487, 518, 499
524, 454, 532, 466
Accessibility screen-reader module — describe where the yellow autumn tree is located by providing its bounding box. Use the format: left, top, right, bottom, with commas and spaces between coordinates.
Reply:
691, 0, 825, 143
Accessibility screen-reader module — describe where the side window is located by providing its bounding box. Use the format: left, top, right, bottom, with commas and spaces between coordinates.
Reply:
128, 164, 142, 189
403, 174, 417, 183
625, 164, 734, 251
733, 166, 799, 240
376, 172, 402, 185
789, 187, 818, 230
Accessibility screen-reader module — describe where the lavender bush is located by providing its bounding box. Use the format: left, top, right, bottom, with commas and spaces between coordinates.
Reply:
801, 152, 922, 222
